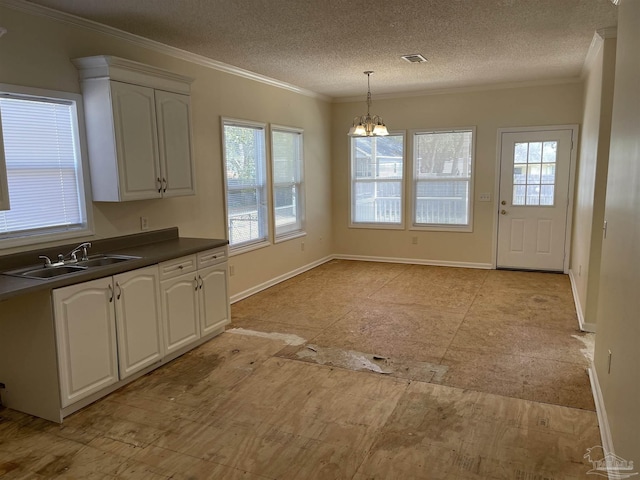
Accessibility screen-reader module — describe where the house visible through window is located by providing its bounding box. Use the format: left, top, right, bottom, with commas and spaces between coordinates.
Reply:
350, 134, 404, 227
412, 129, 474, 230
222, 119, 268, 249
271, 126, 304, 240
0, 89, 90, 244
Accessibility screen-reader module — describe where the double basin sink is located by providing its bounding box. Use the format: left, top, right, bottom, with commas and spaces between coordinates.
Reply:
3, 255, 141, 280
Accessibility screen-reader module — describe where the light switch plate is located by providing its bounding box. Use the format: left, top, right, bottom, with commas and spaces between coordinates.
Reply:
479, 193, 491, 202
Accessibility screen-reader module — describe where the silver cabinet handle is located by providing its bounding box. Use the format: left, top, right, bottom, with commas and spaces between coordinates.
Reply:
108, 284, 113, 303
162, 177, 167, 193
194, 277, 198, 291
157, 177, 162, 193
116, 282, 122, 300
198, 275, 203, 290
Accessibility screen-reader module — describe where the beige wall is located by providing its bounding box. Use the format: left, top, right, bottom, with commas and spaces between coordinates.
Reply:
0, 5, 333, 297
570, 35, 616, 332
594, 0, 640, 463
331, 84, 583, 264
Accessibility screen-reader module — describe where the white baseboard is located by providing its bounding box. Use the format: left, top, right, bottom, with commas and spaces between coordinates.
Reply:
230, 255, 333, 304
333, 253, 493, 270
588, 366, 615, 456
568, 269, 596, 332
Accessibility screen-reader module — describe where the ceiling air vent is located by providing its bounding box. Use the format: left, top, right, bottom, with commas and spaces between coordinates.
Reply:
401, 54, 428, 64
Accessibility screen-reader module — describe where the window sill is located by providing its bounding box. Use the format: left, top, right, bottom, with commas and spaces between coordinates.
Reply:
349, 223, 405, 231
274, 231, 306, 244
0, 227, 94, 251
229, 239, 271, 257
410, 224, 473, 233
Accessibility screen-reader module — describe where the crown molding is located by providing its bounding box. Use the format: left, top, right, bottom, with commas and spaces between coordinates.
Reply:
0, 0, 331, 102
334, 77, 583, 104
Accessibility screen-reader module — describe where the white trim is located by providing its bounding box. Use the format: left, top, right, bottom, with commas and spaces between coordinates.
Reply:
568, 269, 596, 332
273, 230, 307, 244
581, 28, 617, 80
1, 0, 329, 102
230, 255, 333, 303
588, 366, 615, 457
493, 125, 579, 273
333, 254, 492, 270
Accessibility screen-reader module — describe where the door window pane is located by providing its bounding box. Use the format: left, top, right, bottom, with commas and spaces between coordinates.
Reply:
512, 140, 556, 207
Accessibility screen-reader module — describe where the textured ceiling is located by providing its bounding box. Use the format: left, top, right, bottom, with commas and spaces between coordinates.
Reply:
23, 0, 617, 99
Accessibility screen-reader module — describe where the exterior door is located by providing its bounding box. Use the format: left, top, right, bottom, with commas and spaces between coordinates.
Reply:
497, 128, 575, 271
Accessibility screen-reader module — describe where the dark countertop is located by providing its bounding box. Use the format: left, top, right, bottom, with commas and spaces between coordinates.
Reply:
0, 228, 227, 302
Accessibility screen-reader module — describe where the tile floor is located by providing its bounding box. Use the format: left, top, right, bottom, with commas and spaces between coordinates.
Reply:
0, 260, 601, 479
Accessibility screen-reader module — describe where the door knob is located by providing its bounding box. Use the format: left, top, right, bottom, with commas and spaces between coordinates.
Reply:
501, 210, 507, 215
501, 200, 507, 205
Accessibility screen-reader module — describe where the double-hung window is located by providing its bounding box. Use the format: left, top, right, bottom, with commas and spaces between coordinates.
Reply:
222, 119, 268, 250
412, 128, 475, 231
350, 133, 405, 228
0, 85, 91, 246
271, 126, 304, 240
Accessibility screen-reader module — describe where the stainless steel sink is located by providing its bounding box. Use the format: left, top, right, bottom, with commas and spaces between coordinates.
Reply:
3, 254, 141, 280
76, 255, 140, 268
6, 265, 88, 280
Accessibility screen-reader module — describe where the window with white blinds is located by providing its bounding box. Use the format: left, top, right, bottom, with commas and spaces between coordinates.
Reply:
0, 90, 90, 244
412, 128, 475, 231
271, 126, 304, 240
222, 119, 268, 249
350, 134, 405, 228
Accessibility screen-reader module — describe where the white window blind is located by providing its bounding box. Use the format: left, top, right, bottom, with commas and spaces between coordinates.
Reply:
0, 95, 87, 239
412, 129, 474, 229
350, 134, 404, 227
272, 127, 304, 239
223, 121, 268, 248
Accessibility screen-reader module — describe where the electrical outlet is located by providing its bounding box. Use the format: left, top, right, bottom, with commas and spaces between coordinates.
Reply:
478, 193, 491, 202
412, 236, 418, 245
229, 265, 235, 276
140, 216, 149, 231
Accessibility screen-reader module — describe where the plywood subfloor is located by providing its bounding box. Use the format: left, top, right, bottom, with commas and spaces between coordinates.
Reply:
0, 261, 600, 479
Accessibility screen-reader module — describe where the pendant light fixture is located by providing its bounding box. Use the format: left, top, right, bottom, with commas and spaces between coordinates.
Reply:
348, 71, 389, 137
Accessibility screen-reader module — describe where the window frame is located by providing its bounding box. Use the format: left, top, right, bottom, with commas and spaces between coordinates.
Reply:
348, 131, 406, 230
270, 124, 306, 243
409, 127, 476, 233
0, 83, 93, 249
221, 117, 271, 255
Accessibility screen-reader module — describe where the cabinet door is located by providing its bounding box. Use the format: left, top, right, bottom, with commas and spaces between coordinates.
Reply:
160, 272, 200, 355
198, 264, 230, 337
53, 278, 118, 408
155, 91, 195, 197
110, 81, 162, 201
114, 266, 163, 379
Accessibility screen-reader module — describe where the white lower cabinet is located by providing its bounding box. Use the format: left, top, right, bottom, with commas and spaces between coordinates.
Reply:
114, 267, 163, 379
160, 271, 200, 355
160, 247, 230, 354
198, 264, 230, 336
53, 277, 119, 408
53, 265, 162, 407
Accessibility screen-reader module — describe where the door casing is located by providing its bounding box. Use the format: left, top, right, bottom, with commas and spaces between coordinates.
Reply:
492, 125, 579, 273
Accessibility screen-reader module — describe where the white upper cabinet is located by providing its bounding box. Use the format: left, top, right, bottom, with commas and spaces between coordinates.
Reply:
73, 56, 195, 202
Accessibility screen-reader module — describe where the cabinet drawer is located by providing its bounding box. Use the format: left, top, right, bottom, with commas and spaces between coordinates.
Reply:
197, 247, 228, 268
159, 255, 196, 280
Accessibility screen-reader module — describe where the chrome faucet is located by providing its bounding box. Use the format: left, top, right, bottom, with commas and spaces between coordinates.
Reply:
67, 242, 92, 262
